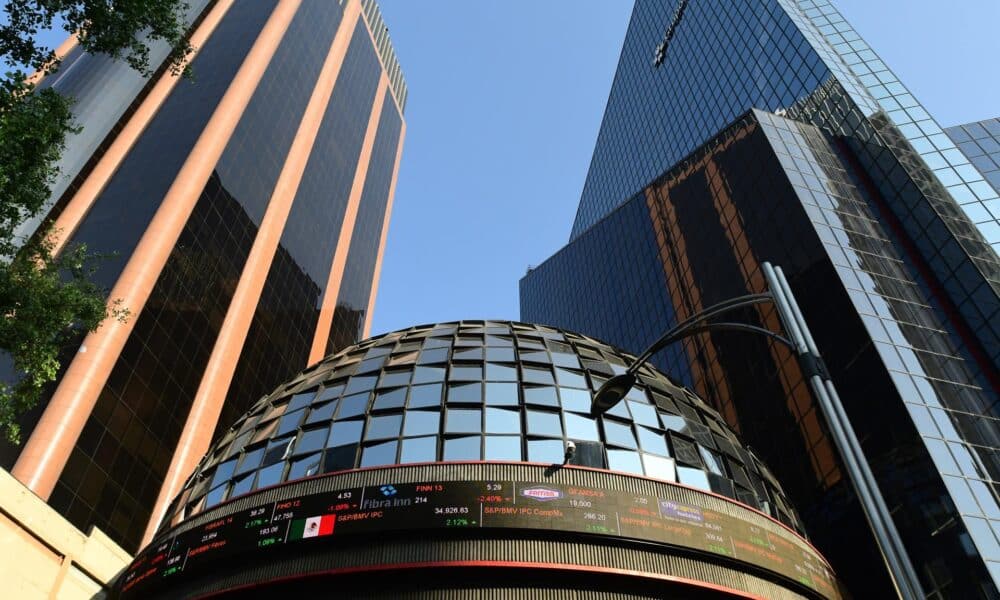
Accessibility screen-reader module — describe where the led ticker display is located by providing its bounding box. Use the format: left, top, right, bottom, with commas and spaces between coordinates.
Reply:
120, 479, 839, 599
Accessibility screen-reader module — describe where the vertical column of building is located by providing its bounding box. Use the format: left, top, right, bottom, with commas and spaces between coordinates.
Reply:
42, 0, 234, 257
307, 74, 389, 363
141, 0, 364, 544
309, 11, 406, 360
207, 13, 389, 469
12, 0, 302, 500
363, 121, 406, 340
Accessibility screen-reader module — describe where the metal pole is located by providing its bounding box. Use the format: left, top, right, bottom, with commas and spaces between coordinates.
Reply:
774, 267, 923, 598
763, 262, 924, 600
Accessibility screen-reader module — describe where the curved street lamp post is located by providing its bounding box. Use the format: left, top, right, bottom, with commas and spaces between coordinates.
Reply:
590, 262, 924, 600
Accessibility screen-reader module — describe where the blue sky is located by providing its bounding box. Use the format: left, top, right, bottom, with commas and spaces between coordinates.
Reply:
370, 0, 1000, 336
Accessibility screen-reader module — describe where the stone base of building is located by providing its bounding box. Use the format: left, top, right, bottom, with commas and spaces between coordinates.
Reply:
0, 468, 131, 599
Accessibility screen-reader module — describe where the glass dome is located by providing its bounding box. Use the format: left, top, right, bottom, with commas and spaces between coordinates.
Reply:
163, 320, 803, 534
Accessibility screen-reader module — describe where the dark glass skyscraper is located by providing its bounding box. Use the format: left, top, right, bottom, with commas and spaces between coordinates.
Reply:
3, 0, 407, 554
522, 1, 1000, 597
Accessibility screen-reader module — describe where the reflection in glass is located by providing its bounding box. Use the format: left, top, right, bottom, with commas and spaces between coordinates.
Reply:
446, 408, 481, 433
700, 447, 725, 475
337, 393, 369, 419
400, 436, 437, 463
255, 462, 285, 489
403, 410, 440, 437
408, 383, 442, 408
366, 414, 402, 439
176, 322, 804, 551
328, 419, 363, 446
564, 413, 600, 441
453, 347, 483, 361
485, 435, 521, 460
373, 387, 407, 410
559, 387, 591, 412
607, 449, 643, 474
356, 357, 386, 374
286, 391, 315, 413
251, 419, 279, 444
210, 459, 237, 488
422, 337, 451, 350
345, 375, 377, 394
677, 465, 711, 491
417, 348, 448, 364
360, 440, 398, 467
660, 413, 687, 434
485, 347, 515, 362
637, 426, 669, 456
527, 439, 564, 463
322, 445, 357, 473
643, 454, 676, 482
550, 352, 581, 368
524, 386, 559, 407
485, 363, 517, 381
485, 408, 521, 434
447, 382, 482, 403
485, 382, 518, 405
230, 472, 254, 498
315, 385, 343, 403
556, 368, 588, 388
527, 410, 562, 437
235, 447, 264, 475
378, 370, 411, 388
205, 484, 228, 509
522, 366, 555, 384
629, 401, 659, 428
305, 401, 337, 424
412, 366, 445, 384
449, 365, 482, 381
262, 438, 292, 467
294, 427, 328, 455
443, 436, 481, 460
603, 420, 637, 449
275, 409, 306, 437
288, 453, 322, 480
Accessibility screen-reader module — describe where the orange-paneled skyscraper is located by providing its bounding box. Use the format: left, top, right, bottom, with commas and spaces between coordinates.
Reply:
3, 0, 406, 554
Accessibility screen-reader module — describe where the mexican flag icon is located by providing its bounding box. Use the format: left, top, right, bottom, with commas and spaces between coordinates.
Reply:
289, 514, 335, 540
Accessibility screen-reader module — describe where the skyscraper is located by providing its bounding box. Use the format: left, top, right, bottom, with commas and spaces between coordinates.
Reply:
3, 0, 407, 556
522, 0, 1000, 597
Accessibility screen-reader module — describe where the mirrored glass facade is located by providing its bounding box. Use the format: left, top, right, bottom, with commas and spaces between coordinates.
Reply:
3, 0, 407, 554
947, 118, 1000, 202
523, 2, 1000, 595
161, 321, 806, 538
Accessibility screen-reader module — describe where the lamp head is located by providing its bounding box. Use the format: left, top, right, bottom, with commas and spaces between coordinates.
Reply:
591, 373, 636, 416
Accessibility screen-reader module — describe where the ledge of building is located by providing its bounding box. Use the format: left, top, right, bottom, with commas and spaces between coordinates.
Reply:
0, 467, 132, 599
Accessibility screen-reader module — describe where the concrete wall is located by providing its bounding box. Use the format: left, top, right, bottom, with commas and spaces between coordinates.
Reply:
0, 468, 130, 599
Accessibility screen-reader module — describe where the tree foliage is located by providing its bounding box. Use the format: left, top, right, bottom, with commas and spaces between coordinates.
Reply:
0, 0, 190, 442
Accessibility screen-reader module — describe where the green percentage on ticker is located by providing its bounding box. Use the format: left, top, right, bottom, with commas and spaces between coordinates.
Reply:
446, 518, 471, 527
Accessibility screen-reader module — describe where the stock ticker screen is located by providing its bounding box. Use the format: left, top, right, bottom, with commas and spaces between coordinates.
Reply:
120, 479, 839, 599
